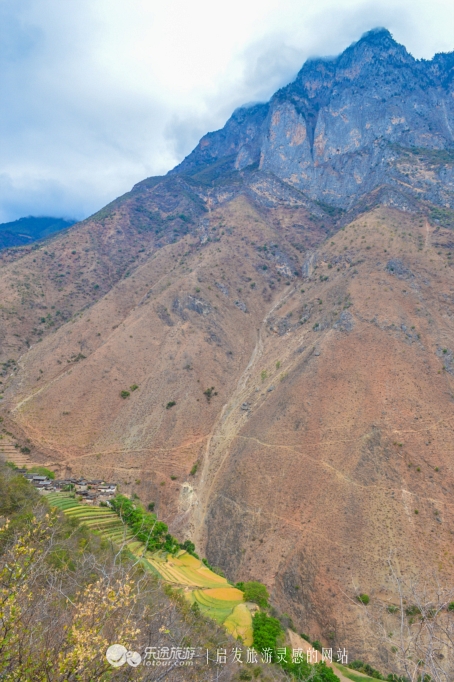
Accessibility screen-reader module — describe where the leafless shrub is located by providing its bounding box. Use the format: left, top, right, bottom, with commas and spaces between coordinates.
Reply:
355, 559, 454, 682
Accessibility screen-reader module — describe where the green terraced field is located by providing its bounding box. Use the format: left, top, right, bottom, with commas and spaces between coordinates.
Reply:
48, 497, 135, 542
126, 541, 146, 557
46, 494, 79, 510
63, 509, 114, 517
47, 493, 253, 645
101, 525, 128, 534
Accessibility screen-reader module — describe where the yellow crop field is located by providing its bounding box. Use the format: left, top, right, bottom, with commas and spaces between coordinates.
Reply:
204, 587, 244, 601
197, 564, 227, 580
224, 604, 253, 646
174, 552, 203, 569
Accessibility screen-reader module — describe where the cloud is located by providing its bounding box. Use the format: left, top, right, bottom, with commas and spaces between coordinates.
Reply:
0, 0, 452, 222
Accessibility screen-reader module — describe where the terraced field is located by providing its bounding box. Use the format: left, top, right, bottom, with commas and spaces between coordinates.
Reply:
47, 493, 253, 645
185, 587, 247, 630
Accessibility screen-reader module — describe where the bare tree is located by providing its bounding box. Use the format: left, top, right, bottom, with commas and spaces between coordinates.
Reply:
354, 559, 454, 682
0, 504, 295, 681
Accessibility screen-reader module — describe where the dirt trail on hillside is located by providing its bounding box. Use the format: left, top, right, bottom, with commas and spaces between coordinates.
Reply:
287, 631, 356, 682
192, 285, 296, 546
425, 218, 432, 249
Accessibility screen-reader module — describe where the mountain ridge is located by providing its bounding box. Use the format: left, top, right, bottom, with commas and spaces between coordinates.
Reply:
0, 216, 76, 250
170, 28, 454, 212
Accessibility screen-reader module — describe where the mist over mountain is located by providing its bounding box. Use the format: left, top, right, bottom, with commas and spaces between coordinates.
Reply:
0, 216, 76, 250
1, 28, 454, 677
171, 28, 454, 212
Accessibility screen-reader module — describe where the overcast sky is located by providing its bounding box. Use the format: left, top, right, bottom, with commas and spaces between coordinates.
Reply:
0, 0, 453, 223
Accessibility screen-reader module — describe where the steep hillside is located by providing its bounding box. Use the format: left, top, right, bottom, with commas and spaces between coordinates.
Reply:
1, 188, 329, 516
195, 207, 454, 658
0, 28, 454, 669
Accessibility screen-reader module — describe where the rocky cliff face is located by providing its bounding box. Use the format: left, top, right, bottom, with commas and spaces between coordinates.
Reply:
171, 28, 454, 210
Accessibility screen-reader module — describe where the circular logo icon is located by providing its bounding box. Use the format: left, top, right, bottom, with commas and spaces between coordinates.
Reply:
126, 650, 142, 667
106, 644, 127, 667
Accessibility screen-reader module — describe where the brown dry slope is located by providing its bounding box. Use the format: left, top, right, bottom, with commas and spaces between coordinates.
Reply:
191, 207, 454, 658
1, 191, 454, 664
1, 189, 328, 519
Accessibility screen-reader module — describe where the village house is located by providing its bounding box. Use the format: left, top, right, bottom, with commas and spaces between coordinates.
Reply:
21, 471, 119, 505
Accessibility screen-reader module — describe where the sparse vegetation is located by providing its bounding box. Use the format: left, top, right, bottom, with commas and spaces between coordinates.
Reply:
203, 386, 217, 402
166, 400, 176, 409
120, 390, 130, 399
357, 594, 370, 605
347, 660, 385, 679
430, 206, 454, 229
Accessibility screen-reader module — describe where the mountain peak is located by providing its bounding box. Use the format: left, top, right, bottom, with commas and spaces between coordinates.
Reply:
170, 28, 453, 210
344, 26, 411, 61
359, 26, 394, 42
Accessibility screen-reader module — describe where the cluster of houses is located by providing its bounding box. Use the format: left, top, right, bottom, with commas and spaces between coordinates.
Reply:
19, 470, 118, 504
